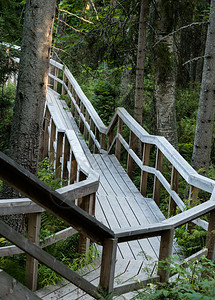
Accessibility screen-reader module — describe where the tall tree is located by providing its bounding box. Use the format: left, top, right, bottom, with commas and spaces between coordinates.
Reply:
1, 0, 56, 231
134, 0, 149, 127
154, 0, 178, 149
192, 0, 215, 173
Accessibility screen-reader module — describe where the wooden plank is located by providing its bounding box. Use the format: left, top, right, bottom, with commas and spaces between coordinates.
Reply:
26, 213, 42, 291
140, 143, 150, 197
115, 117, 123, 161
100, 238, 118, 293
0, 270, 41, 300
158, 228, 174, 282
98, 195, 133, 259
153, 149, 163, 206
0, 199, 44, 215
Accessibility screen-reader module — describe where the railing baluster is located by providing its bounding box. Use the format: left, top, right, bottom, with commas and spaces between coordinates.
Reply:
62, 73, 66, 95
153, 149, 163, 206
62, 136, 70, 181
25, 212, 42, 291
115, 117, 123, 161
84, 111, 90, 140
55, 132, 64, 179
54, 67, 59, 91
41, 108, 51, 160
168, 166, 179, 217
140, 143, 150, 197
127, 131, 136, 179
49, 120, 56, 165
100, 238, 117, 295
158, 228, 174, 282
79, 102, 84, 133
207, 208, 215, 261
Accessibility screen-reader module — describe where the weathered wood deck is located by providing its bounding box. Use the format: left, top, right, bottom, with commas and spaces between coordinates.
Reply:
36, 88, 179, 299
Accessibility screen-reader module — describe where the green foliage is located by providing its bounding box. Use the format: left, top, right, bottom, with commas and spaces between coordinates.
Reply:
175, 225, 207, 257
134, 256, 215, 299
37, 157, 63, 190
0, 84, 16, 153
0, 254, 26, 285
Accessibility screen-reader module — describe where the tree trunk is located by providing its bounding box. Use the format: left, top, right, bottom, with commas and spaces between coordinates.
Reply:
134, 0, 149, 127
154, 0, 178, 150
0, 0, 56, 230
192, 0, 215, 173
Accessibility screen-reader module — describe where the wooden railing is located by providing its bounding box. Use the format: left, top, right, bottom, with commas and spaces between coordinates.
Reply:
0, 44, 215, 298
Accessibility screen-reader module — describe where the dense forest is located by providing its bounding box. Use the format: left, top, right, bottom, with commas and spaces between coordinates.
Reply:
0, 0, 214, 174
0, 0, 215, 299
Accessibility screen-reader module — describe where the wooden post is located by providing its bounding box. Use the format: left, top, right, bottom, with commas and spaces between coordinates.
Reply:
140, 143, 150, 197
25, 213, 42, 291
127, 131, 136, 179
100, 133, 106, 150
62, 73, 66, 95
78, 171, 90, 254
49, 120, 56, 165
168, 166, 179, 217
62, 136, 70, 181
107, 129, 114, 152
41, 108, 51, 160
70, 153, 78, 184
84, 111, 90, 140
89, 119, 95, 151
99, 238, 117, 295
153, 149, 163, 206
55, 132, 64, 179
206, 209, 215, 261
95, 128, 100, 153
71, 93, 75, 116
54, 67, 59, 91
79, 102, 85, 133
158, 228, 174, 282
67, 81, 71, 105
189, 185, 199, 207
115, 117, 123, 162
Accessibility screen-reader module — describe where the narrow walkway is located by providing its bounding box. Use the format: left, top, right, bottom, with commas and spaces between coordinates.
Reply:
36, 88, 179, 299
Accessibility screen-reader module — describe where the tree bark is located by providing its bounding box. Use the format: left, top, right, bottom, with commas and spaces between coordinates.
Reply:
154, 0, 178, 150
192, 0, 215, 173
0, 0, 56, 230
134, 0, 149, 127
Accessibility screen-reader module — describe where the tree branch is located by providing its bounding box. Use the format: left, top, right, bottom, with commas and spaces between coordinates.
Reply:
153, 21, 208, 48
56, 17, 84, 33
57, 8, 94, 24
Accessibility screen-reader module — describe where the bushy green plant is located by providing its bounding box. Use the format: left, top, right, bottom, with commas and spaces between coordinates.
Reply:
37, 157, 63, 190
0, 84, 16, 153
134, 256, 215, 299
175, 225, 207, 257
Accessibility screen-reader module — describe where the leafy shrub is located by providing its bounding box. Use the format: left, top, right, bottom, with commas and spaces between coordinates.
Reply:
134, 256, 215, 299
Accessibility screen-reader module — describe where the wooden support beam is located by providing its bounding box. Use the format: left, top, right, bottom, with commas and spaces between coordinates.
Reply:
99, 238, 117, 294
62, 136, 70, 181
49, 119, 56, 165
25, 213, 42, 291
70, 153, 78, 184
89, 119, 95, 151
100, 133, 106, 150
158, 228, 174, 282
67, 81, 71, 105
79, 102, 85, 133
153, 149, 163, 206
140, 143, 150, 197
168, 166, 179, 217
41, 108, 51, 160
62, 73, 66, 95
54, 67, 59, 91
115, 117, 123, 162
55, 132, 64, 179
207, 209, 215, 261
127, 131, 136, 179
84, 111, 90, 140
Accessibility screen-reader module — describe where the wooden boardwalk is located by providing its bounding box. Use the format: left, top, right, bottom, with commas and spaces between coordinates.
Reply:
36, 88, 179, 299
